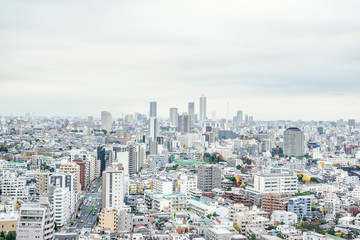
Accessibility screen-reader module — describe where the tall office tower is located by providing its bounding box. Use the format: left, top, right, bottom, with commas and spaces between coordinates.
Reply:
188, 102, 195, 125
197, 164, 221, 191
169, 108, 178, 127
249, 116, 254, 122
102, 165, 125, 210
150, 140, 158, 155
50, 173, 77, 214
349, 119, 356, 128
199, 95, 207, 121
101, 111, 112, 131
17, 198, 55, 240
150, 101, 157, 117
245, 114, 249, 124
128, 144, 144, 175
59, 161, 81, 194
149, 116, 159, 141
178, 113, 190, 133
97, 146, 114, 176
283, 127, 305, 157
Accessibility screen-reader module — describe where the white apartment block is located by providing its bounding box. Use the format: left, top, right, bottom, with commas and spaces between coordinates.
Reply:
102, 166, 125, 210
17, 198, 55, 240
153, 179, 173, 195
271, 210, 298, 225
53, 188, 71, 227
253, 173, 297, 194
0, 171, 29, 199
178, 175, 197, 194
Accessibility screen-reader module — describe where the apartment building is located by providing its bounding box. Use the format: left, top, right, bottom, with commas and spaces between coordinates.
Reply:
197, 165, 221, 191
261, 193, 291, 213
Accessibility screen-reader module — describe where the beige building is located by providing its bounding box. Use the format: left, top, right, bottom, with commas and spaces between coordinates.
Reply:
36, 172, 51, 194
99, 208, 118, 233
0, 212, 18, 233
59, 162, 81, 193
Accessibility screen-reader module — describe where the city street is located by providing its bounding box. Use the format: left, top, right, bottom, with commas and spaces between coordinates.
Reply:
74, 179, 102, 229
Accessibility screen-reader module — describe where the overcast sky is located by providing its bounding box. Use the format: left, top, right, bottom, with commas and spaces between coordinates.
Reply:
1, 0, 359, 120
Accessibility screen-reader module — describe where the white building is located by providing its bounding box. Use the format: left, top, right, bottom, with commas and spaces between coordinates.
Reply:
153, 179, 173, 195
178, 175, 197, 195
271, 210, 298, 225
0, 171, 29, 199
101, 111, 112, 131
102, 166, 125, 210
50, 173, 77, 214
53, 188, 71, 227
253, 171, 297, 194
16, 197, 55, 240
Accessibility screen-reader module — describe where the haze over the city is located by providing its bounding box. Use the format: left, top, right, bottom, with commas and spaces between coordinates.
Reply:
1, 0, 360, 120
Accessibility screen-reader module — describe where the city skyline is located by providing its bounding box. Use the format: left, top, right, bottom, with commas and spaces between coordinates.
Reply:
1, 0, 360, 120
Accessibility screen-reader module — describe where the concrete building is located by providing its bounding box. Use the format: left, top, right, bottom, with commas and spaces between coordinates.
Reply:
199, 95, 206, 121
59, 161, 81, 194
128, 144, 146, 175
288, 196, 312, 220
102, 165, 125, 210
53, 188, 71, 227
150, 101, 157, 118
178, 113, 190, 133
50, 173, 77, 214
153, 179, 173, 195
271, 210, 297, 225
253, 171, 297, 194
169, 108, 178, 127
16, 197, 55, 240
197, 165, 221, 191
36, 172, 51, 194
149, 117, 159, 141
73, 159, 86, 190
101, 111, 112, 131
283, 127, 305, 157
0, 212, 18, 234
237, 110, 243, 126
0, 172, 29, 199
261, 193, 291, 213
99, 208, 118, 233
188, 102, 195, 126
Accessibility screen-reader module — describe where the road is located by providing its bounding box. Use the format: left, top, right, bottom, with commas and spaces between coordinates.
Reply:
74, 179, 102, 229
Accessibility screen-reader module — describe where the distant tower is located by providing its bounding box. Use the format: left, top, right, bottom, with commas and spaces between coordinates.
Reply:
169, 108, 178, 127
199, 95, 207, 121
150, 101, 157, 118
245, 114, 249, 124
188, 102, 195, 126
283, 127, 305, 157
149, 116, 159, 141
101, 111, 112, 131
178, 113, 190, 133
237, 111, 243, 126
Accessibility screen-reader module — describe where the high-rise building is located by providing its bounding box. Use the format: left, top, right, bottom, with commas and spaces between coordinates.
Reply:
237, 110, 243, 125
178, 113, 190, 133
50, 173, 77, 214
53, 188, 71, 227
197, 165, 221, 191
36, 172, 51, 194
150, 101, 157, 118
245, 114, 249, 124
199, 95, 207, 121
73, 159, 86, 190
128, 144, 146, 175
16, 197, 55, 240
253, 169, 297, 194
101, 111, 112, 132
97, 146, 114, 176
59, 161, 81, 194
349, 119, 356, 128
149, 116, 159, 141
99, 208, 118, 233
283, 127, 305, 157
113, 145, 129, 176
150, 140, 158, 155
169, 108, 178, 127
188, 102, 195, 125
102, 165, 125, 210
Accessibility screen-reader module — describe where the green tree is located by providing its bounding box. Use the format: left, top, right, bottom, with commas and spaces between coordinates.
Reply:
0, 232, 5, 238
326, 227, 335, 235
276, 232, 284, 239
250, 233, 256, 240
234, 225, 240, 232
226, 187, 232, 191
5, 231, 16, 240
